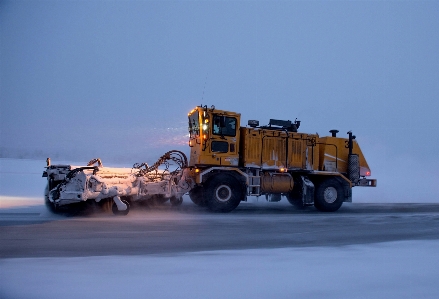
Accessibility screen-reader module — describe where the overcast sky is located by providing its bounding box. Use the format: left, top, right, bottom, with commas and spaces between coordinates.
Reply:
1, 1, 438, 200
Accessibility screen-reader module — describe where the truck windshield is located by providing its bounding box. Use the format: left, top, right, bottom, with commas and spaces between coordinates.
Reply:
188, 111, 200, 137
213, 116, 236, 137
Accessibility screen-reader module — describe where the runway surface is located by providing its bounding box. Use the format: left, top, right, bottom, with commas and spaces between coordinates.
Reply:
1, 201, 439, 258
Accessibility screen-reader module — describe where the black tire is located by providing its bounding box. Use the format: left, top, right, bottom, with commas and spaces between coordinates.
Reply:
45, 183, 95, 216
170, 196, 183, 206
44, 183, 58, 213
205, 173, 244, 213
286, 192, 305, 209
189, 186, 206, 207
314, 178, 344, 212
112, 199, 130, 216
44, 193, 58, 214
148, 194, 168, 206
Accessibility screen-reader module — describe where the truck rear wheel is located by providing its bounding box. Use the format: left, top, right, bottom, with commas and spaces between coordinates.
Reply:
189, 186, 206, 207
205, 174, 243, 213
314, 178, 344, 212
286, 192, 305, 209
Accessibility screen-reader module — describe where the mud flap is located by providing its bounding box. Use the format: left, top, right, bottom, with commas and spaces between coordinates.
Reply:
344, 185, 352, 202
301, 176, 315, 205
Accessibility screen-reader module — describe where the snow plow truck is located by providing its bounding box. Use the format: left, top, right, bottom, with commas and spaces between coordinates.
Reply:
43, 105, 376, 215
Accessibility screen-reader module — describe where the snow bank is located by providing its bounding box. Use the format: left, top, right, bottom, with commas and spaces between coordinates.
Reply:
1, 240, 438, 299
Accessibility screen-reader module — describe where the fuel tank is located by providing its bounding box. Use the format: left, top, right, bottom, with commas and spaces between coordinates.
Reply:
260, 172, 294, 194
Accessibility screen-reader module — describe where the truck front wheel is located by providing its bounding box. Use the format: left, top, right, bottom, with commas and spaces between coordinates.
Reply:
314, 178, 344, 212
205, 174, 243, 213
189, 186, 206, 207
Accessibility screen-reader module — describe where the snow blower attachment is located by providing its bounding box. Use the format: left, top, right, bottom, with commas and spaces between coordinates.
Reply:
43, 150, 194, 215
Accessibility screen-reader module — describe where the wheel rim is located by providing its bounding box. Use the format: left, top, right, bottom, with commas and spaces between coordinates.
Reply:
215, 184, 232, 202
323, 186, 338, 203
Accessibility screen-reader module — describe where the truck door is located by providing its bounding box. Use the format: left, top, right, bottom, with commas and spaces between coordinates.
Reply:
211, 115, 239, 166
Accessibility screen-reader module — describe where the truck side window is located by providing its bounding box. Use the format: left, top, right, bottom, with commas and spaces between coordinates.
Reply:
213, 116, 236, 137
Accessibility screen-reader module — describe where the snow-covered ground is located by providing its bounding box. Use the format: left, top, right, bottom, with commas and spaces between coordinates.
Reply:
1, 158, 439, 298
1, 241, 439, 299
